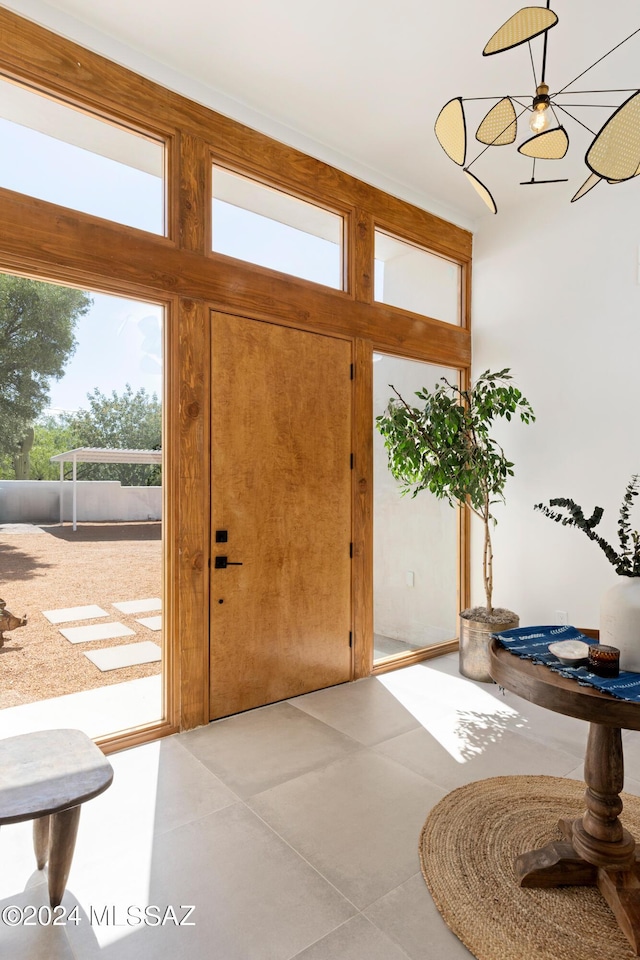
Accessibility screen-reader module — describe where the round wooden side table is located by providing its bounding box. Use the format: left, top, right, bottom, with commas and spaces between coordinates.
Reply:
490, 638, 640, 955
0, 729, 113, 908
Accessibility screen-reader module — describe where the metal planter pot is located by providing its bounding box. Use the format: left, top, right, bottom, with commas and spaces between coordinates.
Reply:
459, 612, 519, 682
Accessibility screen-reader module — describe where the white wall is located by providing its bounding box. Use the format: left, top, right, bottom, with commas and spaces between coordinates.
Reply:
0, 480, 161, 523
472, 181, 640, 629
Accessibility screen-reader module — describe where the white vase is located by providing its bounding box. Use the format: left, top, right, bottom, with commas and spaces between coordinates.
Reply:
599, 577, 640, 672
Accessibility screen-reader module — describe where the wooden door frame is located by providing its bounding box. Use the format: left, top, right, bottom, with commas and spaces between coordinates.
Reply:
352, 337, 374, 679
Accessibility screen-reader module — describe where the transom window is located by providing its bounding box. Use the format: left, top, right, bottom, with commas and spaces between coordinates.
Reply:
212, 166, 345, 290
375, 230, 461, 325
0, 76, 165, 235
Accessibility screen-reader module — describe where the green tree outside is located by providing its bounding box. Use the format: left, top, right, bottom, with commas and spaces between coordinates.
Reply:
0, 415, 78, 480
0, 387, 162, 485
26, 416, 80, 481
64, 385, 162, 486
0, 274, 91, 465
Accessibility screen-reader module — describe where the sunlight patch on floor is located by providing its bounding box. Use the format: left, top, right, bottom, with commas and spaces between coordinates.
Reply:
0, 742, 161, 949
376, 663, 526, 763
73, 741, 161, 947
0, 675, 162, 740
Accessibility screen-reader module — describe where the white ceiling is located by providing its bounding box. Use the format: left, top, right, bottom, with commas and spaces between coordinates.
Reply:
3, 0, 640, 228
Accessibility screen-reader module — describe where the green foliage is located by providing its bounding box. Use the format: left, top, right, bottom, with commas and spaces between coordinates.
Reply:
0, 388, 162, 485
376, 368, 535, 611
64, 385, 162, 486
0, 415, 80, 480
0, 275, 91, 460
376, 368, 535, 514
534, 475, 640, 577
26, 416, 80, 481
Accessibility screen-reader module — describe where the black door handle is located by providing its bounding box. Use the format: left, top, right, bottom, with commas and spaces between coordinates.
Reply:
214, 555, 243, 569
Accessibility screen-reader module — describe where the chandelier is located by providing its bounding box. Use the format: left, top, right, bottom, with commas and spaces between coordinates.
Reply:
435, 3, 640, 213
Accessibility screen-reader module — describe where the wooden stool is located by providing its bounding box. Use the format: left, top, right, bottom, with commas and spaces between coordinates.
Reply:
0, 729, 113, 907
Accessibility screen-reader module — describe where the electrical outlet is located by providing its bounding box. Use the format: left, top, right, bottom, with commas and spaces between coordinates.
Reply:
555, 609, 568, 625
405, 570, 415, 588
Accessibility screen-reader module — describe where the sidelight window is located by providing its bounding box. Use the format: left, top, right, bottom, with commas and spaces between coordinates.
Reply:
373, 353, 459, 663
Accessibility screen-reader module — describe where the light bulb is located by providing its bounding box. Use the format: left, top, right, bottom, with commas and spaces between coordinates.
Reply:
529, 83, 551, 134
529, 108, 550, 134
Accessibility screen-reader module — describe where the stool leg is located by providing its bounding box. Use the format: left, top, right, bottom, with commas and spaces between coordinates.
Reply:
33, 816, 50, 870
48, 805, 81, 908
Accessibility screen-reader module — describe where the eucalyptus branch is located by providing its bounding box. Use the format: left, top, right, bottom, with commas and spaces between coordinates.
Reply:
534, 475, 640, 577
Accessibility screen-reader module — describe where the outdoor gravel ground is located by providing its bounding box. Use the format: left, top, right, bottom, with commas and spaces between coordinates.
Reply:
0, 522, 162, 707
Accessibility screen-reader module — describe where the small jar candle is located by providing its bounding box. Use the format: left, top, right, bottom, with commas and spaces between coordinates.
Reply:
588, 644, 620, 678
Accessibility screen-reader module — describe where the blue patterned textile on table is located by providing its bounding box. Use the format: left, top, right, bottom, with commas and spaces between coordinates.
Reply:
493, 624, 640, 703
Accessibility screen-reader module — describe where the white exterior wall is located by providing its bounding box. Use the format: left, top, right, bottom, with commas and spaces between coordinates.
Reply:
472, 182, 640, 629
0, 480, 161, 523
381, 244, 460, 324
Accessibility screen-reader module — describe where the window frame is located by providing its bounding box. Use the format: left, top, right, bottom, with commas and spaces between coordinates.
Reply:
0, 6, 472, 747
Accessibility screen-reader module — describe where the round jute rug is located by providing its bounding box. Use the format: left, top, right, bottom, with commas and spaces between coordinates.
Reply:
419, 775, 640, 960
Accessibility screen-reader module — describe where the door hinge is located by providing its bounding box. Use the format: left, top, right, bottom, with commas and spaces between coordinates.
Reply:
349, 631, 353, 647
350, 453, 354, 469
350, 363, 354, 380
349, 542, 353, 558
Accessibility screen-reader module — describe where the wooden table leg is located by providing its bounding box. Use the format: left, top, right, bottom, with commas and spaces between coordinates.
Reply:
47, 805, 81, 908
598, 865, 640, 954
33, 815, 50, 870
572, 723, 636, 867
516, 723, 640, 954
516, 840, 598, 886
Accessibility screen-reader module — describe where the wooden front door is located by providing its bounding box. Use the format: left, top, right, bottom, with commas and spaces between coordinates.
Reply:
209, 311, 353, 720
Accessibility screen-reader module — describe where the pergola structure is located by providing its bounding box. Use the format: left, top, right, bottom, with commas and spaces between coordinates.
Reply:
50, 447, 162, 531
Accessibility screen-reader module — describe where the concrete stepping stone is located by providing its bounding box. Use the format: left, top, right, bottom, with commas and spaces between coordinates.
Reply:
136, 615, 162, 631
83, 641, 161, 672
112, 598, 162, 615
60, 622, 135, 644
43, 604, 108, 624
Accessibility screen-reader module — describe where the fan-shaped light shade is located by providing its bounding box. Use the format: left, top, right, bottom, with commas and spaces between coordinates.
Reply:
571, 173, 601, 202
435, 98, 467, 166
586, 91, 640, 181
607, 167, 640, 184
464, 169, 497, 213
483, 6, 558, 56
518, 126, 569, 159
608, 163, 640, 183
476, 98, 517, 145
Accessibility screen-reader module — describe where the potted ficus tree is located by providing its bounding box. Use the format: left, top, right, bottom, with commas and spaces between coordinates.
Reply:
376, 367, 535, 681
535, 476, 640, 669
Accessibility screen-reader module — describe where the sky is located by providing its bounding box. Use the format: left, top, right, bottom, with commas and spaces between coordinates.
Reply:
46, 293, 163, 414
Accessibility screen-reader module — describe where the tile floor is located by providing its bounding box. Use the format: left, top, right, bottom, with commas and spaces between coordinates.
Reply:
3, 651, 640, 960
